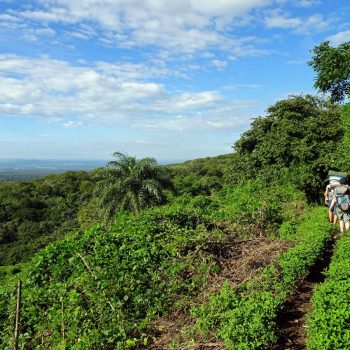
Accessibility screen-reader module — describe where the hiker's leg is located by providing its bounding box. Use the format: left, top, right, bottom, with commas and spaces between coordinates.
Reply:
336, 208, 342, 230
333, 207, 338, 225
344, 213, 350, 231
328, 209, 334, 223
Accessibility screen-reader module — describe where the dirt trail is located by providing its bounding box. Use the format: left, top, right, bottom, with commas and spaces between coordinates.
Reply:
145, 235, 335, 350
146, 237, 293, 350
270, 238, 335, 350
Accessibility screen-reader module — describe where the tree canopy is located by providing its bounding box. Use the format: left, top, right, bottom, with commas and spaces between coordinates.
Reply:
235, 95, 342, 166
97, 152, 173, 217
309, 41, 350, 102
0, 171, 98, 265
233, 95, 343, 199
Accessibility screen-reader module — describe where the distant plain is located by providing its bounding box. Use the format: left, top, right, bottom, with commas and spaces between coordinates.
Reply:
0, 159, 107, 181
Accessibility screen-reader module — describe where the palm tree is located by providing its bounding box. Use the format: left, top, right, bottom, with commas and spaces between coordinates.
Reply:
97, 152, 173, 218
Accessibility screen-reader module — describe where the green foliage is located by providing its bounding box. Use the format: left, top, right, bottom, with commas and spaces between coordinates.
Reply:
0, 202, 219, 349
192, 206, 332, 349
77, 197, 107, 230
342, 103, 350, 150
335, 103, 350, 172
232, 95, 342, 201
147, 194, 218, 230
0, 178, 311, 349
309, 41, 350, 102
307, 232, 350, 349
97, 152, 173, 218
235, 95, 340, 166
278, 220, 299, 240
167, 154, 235, 195
0, 263, 24, 285
2, 90, 350, 349
212, 179, 306, 236
192, 282, 281, 350
0, 171, 98, 266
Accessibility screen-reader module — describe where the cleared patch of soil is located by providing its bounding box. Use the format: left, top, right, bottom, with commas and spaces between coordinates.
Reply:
143, 237, 294, 350
270, 238, 335, 350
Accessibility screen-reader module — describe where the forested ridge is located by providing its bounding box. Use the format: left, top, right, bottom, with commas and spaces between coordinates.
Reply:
2, 42, 350, 349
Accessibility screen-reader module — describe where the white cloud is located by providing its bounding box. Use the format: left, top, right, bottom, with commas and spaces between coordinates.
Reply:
212, 59, 228, 69
189, 0, 273, 16
63, 120, 83, 128
0, 54, 257, 131
0, 54, 165, 122
3, 0, 274, 55
132, 113, 251, 131
223, 83, 263, 90
0, 14, 21, 23
132, 99, 257, 131
264, 10, 328, 34
297, 14, 328, 33
21, 27, 56, 42
265, 12, 301, 29
327, 30, 350, 46
295, 0, 321, 7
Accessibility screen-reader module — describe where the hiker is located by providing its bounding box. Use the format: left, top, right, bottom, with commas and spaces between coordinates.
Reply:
324, 182, 338, 224
330, 177, 350, 233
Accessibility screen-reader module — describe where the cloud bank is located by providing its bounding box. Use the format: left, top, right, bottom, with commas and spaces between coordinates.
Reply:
0, 54, 257, 131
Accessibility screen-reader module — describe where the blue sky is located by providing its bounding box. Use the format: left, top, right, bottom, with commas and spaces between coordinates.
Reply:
0, 0, 349, 163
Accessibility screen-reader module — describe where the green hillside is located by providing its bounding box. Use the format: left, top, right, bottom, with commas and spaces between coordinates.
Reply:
1, 96, 350, 349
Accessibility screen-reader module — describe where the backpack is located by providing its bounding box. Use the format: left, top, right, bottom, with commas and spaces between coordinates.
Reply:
328, 187, 335, 203
327, 182, 339, 203
335, 185, 350, 211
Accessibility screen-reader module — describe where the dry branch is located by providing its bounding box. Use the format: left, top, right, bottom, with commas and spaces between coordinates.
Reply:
14, 280, 22, 350
77, 253, 115, 312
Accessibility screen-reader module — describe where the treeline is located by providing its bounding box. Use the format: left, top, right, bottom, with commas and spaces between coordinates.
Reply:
0, 155, 232, 267
0, 170, 100, 266
1, 94, 349, 349
0, 169, 56, 182
0, 95, 348, 269
167, 153, 235, 195
2, 40, 350, 349
0, 167, 308, 350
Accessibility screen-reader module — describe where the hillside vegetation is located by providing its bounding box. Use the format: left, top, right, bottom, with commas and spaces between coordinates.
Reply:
0, 170, 100, 267
1, 94, 349, 349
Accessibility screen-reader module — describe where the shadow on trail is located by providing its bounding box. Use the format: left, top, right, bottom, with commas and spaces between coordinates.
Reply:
270, 236, 336, 350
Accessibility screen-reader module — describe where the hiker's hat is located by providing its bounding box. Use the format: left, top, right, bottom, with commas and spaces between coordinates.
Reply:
340, 177, 347, 184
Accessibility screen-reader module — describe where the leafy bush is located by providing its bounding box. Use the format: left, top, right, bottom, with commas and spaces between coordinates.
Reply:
0, 171, 98, 266
192, 206, 332, 349
232, 95, 343, 201
307, 232, 350, 350
212, 179, 306, 235
0, 207, 218, 349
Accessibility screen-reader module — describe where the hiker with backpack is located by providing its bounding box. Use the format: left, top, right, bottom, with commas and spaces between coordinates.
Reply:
330, 177, 350, 233
324, 183, 337, 224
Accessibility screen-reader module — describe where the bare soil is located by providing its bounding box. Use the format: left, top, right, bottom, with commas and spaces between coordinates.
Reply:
270, 238, 335, 350
143, 237, 294, 350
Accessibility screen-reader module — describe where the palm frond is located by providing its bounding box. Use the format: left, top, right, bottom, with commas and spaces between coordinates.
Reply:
96, 152, 173, 218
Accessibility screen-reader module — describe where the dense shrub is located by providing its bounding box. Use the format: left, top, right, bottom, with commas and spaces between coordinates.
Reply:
0, 171, 98, 266
232, 96, 343, 201
307, 232, 350, 350
1, 99, 348, 349
212, 179, 306, 235
0, 207, 218, 349
192, 207, 332, 349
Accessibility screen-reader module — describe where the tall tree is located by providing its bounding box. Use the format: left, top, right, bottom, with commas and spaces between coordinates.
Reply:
233, 95, 343, 200
309, 41, 350, 102
97, 152, 173, 217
